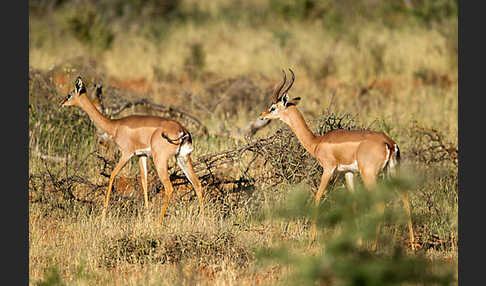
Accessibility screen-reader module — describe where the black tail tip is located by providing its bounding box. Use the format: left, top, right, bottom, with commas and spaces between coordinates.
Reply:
162, 131, 192, 145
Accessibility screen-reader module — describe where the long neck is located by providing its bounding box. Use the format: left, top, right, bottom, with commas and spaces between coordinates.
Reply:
281, 106, 319, 156
75, 94, 116, 135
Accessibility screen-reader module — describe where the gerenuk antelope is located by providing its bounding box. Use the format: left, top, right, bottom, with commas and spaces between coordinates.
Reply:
59, 76, 205, 221
260, 69, 416, 250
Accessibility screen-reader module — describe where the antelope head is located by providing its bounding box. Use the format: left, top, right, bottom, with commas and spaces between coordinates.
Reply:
59, 76, 87, 107
260, 68, 301, 120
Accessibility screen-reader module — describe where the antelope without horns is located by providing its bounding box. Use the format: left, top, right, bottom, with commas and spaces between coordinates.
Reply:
59, 76, 205, 221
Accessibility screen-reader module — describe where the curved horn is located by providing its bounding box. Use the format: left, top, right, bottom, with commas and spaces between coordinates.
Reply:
271, 69, 287, 103
281, 68, 295, 96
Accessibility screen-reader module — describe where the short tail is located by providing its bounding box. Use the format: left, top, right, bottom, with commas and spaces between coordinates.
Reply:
161, 131, 192, 145
162, 130, 194, 160
385, 143, 400, 177
395, 144, 401, 163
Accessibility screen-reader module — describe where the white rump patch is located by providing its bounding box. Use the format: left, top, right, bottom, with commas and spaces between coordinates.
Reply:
135, 147, 151, 156
389, 144, 399, 169
176, 144, 195, 188
382, 144, 391, 171
177, 156, 195, 187
337, 160, 359, 172
178, 142, 193, 157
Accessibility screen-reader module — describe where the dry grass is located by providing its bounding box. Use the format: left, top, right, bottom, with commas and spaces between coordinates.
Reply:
29, 1, 458, 284
29, 184, 310, 285
31, 20, 455, 82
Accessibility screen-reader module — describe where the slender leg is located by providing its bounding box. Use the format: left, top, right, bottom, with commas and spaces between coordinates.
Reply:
364, 168, 416, 251
138, 155, 149, 209
345, 172, 363, 246
361, 171, 377, 191
102, 152, 132, 220
361, 170, 383, 251
177, 154, 205, 218
153, 153, 174, 221
400, 192, 416, 251
389, 163, 416, 250
345, 172, 355, 192
371, 201, 385, 251
309, 168, 334, 246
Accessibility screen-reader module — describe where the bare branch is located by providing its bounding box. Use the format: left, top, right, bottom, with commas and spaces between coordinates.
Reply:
232, 118, 271, 140
356, 78, 376, 97
410, 124, 458, 166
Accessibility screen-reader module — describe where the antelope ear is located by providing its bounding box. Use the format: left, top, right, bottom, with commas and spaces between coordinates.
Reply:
287, 97, 301, 107
282, 93, 289, 106
75, 77, 85, 94
95, 83, 103, 96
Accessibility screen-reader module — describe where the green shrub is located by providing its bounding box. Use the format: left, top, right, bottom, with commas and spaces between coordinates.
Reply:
184, 42, 206, 79
66, 8, 114, 51
35, 266, 66, 286
257, 178, 456, 285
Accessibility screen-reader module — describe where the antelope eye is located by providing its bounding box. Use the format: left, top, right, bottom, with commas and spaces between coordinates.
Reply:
269, 106, 276, 112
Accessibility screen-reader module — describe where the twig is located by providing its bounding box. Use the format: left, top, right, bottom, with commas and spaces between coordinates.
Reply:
411, 124, 458, 166
326, 89, 336, 116
181, 90, 212, 114
356, 78, 376, 97
232, 118, 271, 140
366, 118, 378, 130
32, 143, 70, 163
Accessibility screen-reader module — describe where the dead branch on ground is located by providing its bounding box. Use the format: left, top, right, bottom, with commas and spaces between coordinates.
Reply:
410, 124, 458, 166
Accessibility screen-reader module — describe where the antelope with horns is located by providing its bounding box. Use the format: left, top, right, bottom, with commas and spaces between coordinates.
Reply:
260, 69, 416, 250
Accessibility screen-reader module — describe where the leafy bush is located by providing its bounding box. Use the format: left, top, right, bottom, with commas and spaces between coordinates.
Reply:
184, 42, 206, 79
35, 266, 66, 286
257, 179, 456, 285
65, 8, 114, 51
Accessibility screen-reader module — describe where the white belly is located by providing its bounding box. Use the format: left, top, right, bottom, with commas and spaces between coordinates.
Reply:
337, 160, 359, 172
134, 147, 152, 156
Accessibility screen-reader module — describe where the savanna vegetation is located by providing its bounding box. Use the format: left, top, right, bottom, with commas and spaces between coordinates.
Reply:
29, 0, 458, 285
